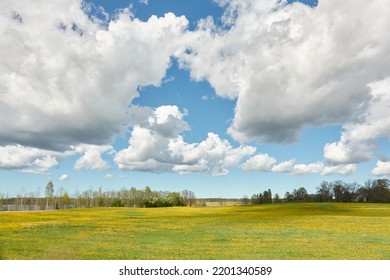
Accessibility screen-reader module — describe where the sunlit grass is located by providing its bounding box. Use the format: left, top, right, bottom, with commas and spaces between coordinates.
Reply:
0, 203, 389, 259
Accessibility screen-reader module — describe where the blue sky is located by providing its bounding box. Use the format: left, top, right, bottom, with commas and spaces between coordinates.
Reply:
1, 0, 390, 198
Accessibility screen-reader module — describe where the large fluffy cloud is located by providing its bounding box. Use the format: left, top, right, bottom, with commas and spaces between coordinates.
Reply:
114, 105, 256, 175
0, 0, 188, 151
178, 0, 390, 143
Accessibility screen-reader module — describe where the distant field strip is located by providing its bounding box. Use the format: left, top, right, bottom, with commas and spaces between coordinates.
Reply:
0, 203, 389, 259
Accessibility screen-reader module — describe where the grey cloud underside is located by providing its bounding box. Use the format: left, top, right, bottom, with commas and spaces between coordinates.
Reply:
0, 121, 120, 151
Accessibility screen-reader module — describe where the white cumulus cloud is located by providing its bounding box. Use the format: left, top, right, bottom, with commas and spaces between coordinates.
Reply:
321, 164, 356, 176
171, 133, 256, 176
0, 145, 66, 174
115, 105, 256, 175
271, 159, 296, 173
291, 162, 324, 176
73, 144, 113, 171
241, 154, 277, 172
372, 161, 390, 176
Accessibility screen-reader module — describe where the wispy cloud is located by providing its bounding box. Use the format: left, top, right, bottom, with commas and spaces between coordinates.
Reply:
59, 174, 69, 181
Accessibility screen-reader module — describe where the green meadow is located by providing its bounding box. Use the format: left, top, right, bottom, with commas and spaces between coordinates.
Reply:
0, 203, 389, 260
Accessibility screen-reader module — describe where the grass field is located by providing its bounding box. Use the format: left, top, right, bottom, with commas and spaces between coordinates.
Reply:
0, 203, 389, 260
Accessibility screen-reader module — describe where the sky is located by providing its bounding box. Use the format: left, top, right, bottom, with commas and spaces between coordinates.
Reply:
1, 0, 390, 198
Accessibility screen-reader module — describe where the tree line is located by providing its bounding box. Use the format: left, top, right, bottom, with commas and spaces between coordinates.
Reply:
0, 182, 196, 211
2, 178, 390, 211
250, 179, 390, 204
